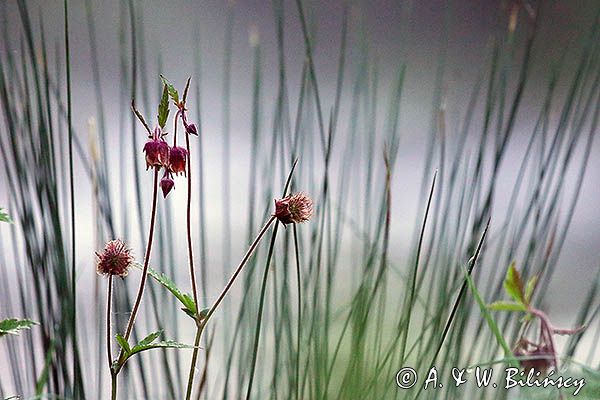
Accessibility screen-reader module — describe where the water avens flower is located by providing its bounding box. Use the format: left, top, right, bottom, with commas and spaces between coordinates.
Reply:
157, 141, 170, 165
143, 140, 161, 169
96, 239, 133, 278
273, 192, 313, 224
513, 338, 553, 373
160, 172, 175, 198
143, 139, 170, 170
169, 146, 188, 176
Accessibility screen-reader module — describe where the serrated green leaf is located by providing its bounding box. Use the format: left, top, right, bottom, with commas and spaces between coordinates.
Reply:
181, 293, 197, 315
504, 262, 526, 305
115, 334, 131, 354
487, 301, 528, 312
182, 307, 197, 320
0, 208, 13, 223
139, 264, 198, 319
117, 332, 194, 368
158, 84, 170, 129
0, 318, 37, 336
128, 340, 194, 358
160, 75, 179, 104
134, 330, 162, 350
525, 275, 538, 304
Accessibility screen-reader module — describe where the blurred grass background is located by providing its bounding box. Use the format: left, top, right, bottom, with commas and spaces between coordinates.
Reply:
1, 0, 600, 399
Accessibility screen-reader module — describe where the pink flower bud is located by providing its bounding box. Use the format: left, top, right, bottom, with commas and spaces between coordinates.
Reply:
273, 192, 313, 224
169, 146, 188, 176
160, 173, 175, 198
96, 239, 133, 278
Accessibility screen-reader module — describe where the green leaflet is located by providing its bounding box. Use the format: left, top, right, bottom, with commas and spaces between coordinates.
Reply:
158, 84, 170, 129
0, 208, 13, 223
0, 318, 37, 337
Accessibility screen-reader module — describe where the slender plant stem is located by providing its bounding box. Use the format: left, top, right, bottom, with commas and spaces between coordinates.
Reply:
293, 224, 301, 400
174, 110, 180, 146
64, 0, 80, 396
106, 274, 116, 400
111, 373, 118, 400
106, 275, 113, 371
208, 216, 276, 326
400, 171, 437, 363
184, 216, 277, 399
185, 325, 202, 400
245, 221, 280, 400
184, 127, 202, 398
411, 218, 490, 400
118, 167, 160, 358
185, 132, 199, 319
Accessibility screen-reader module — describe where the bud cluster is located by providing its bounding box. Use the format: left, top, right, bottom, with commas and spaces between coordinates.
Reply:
140, 78, 198, 198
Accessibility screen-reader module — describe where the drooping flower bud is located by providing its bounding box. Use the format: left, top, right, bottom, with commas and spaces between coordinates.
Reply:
143, 140, 161, 169
169, 146, 188, 176
185, 122, 198, 136
513, 338, 554, 374
96, 239, 133, 278
156, 140, 170, 166
160, 171, 175, 198
143, 138, 170, 169
273, 192, 313, 224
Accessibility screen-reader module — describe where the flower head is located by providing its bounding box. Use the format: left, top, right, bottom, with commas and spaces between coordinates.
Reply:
160, 171, 175, 198
273, 192, 313, 224
169, 146, 188, 176
513, 338, 554, 374
143, 138, 170, 169
96, 239, 133, 278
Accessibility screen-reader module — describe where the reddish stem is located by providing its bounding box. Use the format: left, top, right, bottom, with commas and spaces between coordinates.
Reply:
117, 167, 160, 368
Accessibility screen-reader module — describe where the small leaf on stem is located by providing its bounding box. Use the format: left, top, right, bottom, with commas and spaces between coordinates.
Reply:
129, 340, 194, 357
158, 84, 170, 129
160, 75, 180, 104
115, 334, 131, 354
487, 301, 528, 312
0, 208, 13, 223
504, 262, 526, 306
0, 318, 37, 336
525, 275, 538, 304
135, 264, 198, 319
135, 330, 163, 349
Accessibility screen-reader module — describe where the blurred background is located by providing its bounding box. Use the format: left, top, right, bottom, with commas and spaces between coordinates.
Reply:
1, 0, 599, 399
